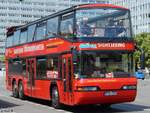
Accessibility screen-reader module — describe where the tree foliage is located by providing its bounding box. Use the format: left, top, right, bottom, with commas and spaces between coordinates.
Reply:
0, 55, 5, 62
134, 33, 150, 68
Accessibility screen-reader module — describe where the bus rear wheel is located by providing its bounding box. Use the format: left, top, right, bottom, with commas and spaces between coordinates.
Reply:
51, 86, 61, 109
12, 81, 18, 98
101, 104, 111, 109
18, 81, 25, 99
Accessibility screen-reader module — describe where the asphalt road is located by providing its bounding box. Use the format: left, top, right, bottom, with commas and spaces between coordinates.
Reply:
0, 73, 150, 113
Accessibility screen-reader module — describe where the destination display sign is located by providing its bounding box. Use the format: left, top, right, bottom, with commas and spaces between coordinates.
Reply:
79, 42, 134, 50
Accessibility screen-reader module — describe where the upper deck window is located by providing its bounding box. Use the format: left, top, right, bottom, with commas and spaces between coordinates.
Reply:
6, 34, 13, 47
27, 24, 36, 42
35, 21, 46, 40
60, 13, 74, 38
76, 8, 131, 38
46, 17, 58, 38
20, 29, 27, 44
13, 30, 20, 45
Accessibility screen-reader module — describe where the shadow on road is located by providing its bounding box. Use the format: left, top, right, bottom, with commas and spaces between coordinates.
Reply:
62, 103, 150, 113
62, 105, 124, 113
18, 96, 150, 113
0, 99, 19, 109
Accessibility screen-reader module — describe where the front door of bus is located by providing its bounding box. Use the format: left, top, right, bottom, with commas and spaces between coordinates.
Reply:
62, 54, 73, 104
27, 58, 36, 96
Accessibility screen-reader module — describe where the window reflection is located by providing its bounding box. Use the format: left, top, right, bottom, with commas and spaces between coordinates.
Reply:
6, 35, 13, 47
60, 13, 74, 38
13, 30, 20, 45
76, 8, 131, 38
20, 30, 27, 44
35, 22, 46, 40
74, 52, 133, 78
27, 24, 36, 42
47, 17, 58, 38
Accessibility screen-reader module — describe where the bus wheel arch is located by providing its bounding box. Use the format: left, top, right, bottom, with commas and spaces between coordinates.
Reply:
50, 83, 61, 109
12, 79, 18, 98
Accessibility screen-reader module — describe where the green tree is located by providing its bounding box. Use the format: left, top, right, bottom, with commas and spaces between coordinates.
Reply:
134, 33, 150, 68
0, 55, 5, 62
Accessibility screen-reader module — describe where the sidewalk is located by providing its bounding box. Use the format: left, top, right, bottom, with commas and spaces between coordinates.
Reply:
0, 70, 5, 76
144, 73, 150, 79
135, 79, 150, 105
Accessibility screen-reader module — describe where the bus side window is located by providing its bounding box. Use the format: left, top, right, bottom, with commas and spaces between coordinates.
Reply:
60, 13, 74, 38
8, 59, 12, 75
47, 56, 58, 79
6, 34, 14, 47
20, 28, 27, 44
46, 17, 58, 38
27, 24, 36, 42
13, 30, 20, 45
36, 57, 47, 79
35, 21, 46, 41
8, 59, 24, 75
22, 59, 26, 76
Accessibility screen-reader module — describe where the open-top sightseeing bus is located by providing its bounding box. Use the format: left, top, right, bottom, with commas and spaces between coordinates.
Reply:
5, 4, 138, 108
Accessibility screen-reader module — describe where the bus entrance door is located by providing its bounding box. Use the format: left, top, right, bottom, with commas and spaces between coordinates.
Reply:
27, 58, 36, 97
62, 54, 73, 105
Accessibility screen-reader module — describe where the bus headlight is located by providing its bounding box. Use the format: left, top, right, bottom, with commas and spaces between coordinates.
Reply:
76, 86, 100, 92
122, 85, 137, 90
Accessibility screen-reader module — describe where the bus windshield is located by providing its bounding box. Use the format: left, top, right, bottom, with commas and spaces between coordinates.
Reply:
74, 51, 134, 78
76, 8, 131, 38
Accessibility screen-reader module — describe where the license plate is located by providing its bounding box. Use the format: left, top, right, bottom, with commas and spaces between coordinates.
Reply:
104, 91, 117, 96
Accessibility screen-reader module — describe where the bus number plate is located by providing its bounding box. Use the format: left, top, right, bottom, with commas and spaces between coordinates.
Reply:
104, 91, 117, 96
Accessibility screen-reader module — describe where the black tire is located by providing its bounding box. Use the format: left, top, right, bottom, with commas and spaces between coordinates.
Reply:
101, 104, 111, 109
12, 81, 18, 98
18, 81, 25, 99
51, 86, 61, 109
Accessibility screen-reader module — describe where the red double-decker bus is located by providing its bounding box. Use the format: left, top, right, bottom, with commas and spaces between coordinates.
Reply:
5, 4, 137, 108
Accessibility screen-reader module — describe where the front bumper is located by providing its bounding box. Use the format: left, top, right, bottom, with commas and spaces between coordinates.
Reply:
73, 90, 136, 105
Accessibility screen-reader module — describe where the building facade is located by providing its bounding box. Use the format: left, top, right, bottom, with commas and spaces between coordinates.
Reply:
110, 0, 150, 35
0, 0, 108, 55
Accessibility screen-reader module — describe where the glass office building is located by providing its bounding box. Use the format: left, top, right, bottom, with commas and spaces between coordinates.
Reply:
110, 0, 150, 35
0, 0, 109, 55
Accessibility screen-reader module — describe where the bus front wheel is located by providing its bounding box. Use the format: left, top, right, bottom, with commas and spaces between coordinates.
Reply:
12, 81, 18, 98
51, 86, 61, 109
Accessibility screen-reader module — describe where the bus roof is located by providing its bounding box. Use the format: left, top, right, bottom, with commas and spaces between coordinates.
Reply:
77, 4, 128, 10
6, 4, 129, 34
